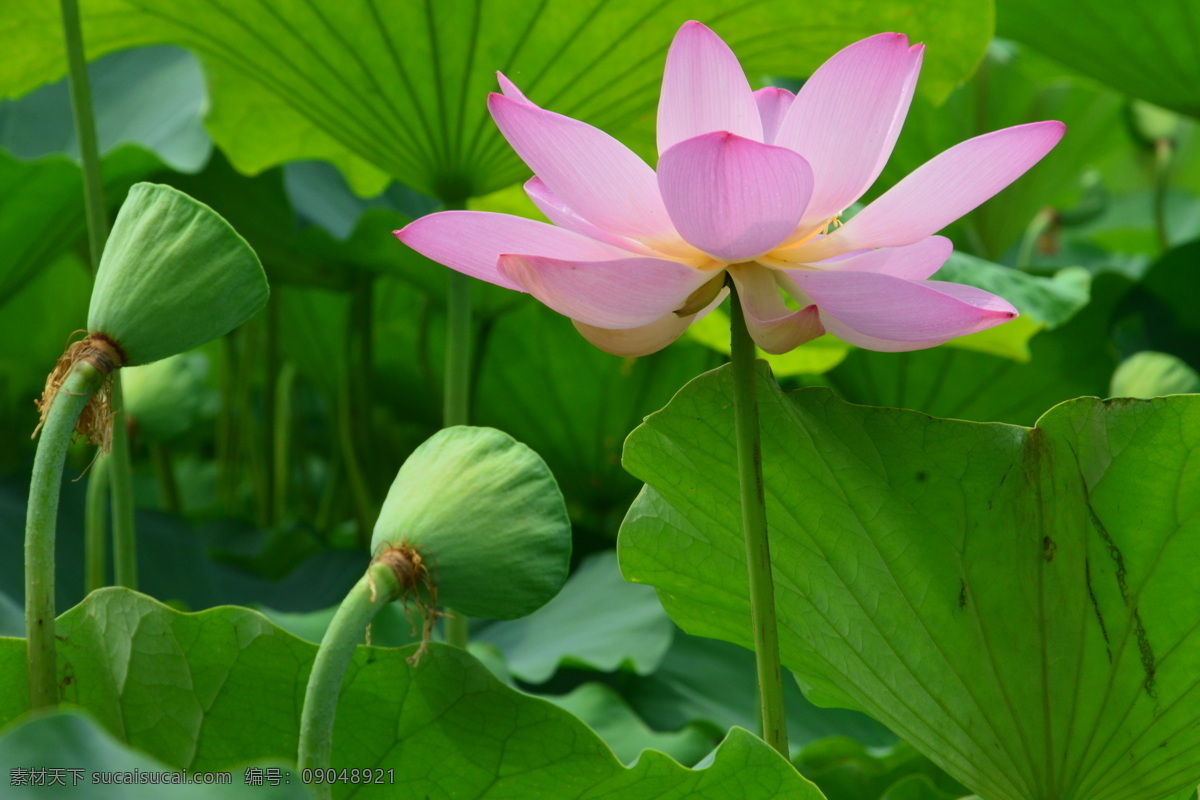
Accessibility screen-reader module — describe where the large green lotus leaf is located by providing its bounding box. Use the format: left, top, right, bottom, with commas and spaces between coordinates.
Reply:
372, 425, 571, 619
0, 710, 309, 800
0, 0, 991, 199
88, 182, 268, 366
877, 43, 1125, 259
0, 589, 824, 799
997, 0, 1200, 119
474, 550, 674, 682
619, 364, 1200, 800
819, 268, 1129, 425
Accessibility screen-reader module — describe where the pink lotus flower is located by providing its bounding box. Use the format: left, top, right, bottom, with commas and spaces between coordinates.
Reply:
396, 22, 1064, 357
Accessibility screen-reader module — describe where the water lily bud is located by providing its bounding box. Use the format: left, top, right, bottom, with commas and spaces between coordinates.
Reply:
371, 426, 571, 621
87, 182, 268, 367
121, 352, 211, 442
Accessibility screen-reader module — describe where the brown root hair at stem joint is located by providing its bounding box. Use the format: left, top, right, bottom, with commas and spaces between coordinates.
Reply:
370, 543, 445, 666
34, 332, 126, 454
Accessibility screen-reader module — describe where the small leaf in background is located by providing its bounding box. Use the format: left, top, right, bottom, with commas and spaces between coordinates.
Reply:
87, 183, 269, 367
545, 683, 714, 766
474, 550, 673, 683
1110, 351, 1200, 398
794, 737, 969, 800
122, 352, 213, 442
623, 630, 896, 755
372, 426, 572, 620
620, 365, 1200, 800
0, 46, 210, 173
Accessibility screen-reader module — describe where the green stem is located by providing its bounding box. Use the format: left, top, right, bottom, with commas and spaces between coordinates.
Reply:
351, 277, 376, 496
298, 559, 403, 798
727, 281, 789, 758
60, 0, 107, 269
109, 376, 137, 589
83, 453, 109, 593
61, 0, 140, 591
150, 441, 182, 516
1153, 137, 1173, 252
337, 361, 375, 541
273, 362, 297, 527
26, 362, 104, 709
442, 270, 472, 649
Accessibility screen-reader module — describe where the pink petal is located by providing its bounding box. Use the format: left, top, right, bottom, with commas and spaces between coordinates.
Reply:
497, 254, 715, 329
657, 21, 763, 154
774, 34, 924, 227
395, 211, 634, 290
524, 178, 655, 254
574, 313, 694, 357
753, 87, 794, 145
496, 71, 533, 105
658, 132, 813, 263
790, 269, 1018, 344
811, 236, 953, 280
489, 94, 676, 241
818, 315, 948, 352
729, 263, 823, 353
796, 121, 1067, 261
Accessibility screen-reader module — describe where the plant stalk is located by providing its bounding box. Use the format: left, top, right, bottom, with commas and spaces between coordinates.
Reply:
83, 453, 109, 593
273, 362, 297, 527
1153, 137, 1173, 252
442, 269, 472, 649
60, 0, 107, 270
60, 0, 140, 589
727, 281, 789, 758
26, 362, 104, 709
298, 559, 403, 798
150, 442, 182, 516
109, 380, 137, 588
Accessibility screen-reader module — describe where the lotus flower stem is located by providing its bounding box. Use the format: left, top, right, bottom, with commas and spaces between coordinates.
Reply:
84, 454, 109, 593
272, 362, 297, 526
60, 0, 107, 269
1153, 137, 1173, 252
442, 200, 472, 650
298, 556, 404, 798
727, 281, 789, 758
26, 362, 105, 708
60, 0, 139, 590
109, 380, 138, 589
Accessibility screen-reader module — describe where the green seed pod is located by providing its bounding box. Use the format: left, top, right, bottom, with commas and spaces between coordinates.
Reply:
87, 183, 268, 367
121, 351, 211, 442
371, 426, 571, 621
